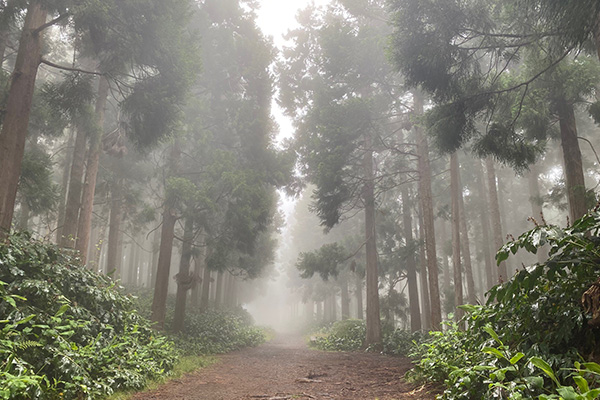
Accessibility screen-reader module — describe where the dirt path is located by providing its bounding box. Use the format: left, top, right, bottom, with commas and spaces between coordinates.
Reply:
131, 334, 437, 400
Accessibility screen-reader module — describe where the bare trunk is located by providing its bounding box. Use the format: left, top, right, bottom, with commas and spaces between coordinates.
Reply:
76, 76, 109, 263
417, 203, 431, 330
106, 180, 123, 278
173, 216, 194, 333
527, 165, 549, 263
450, 153, 464, 322
150, 227, 160, 288
401, 185, 421, 332
316, 301, 323, 322
457, 158, 476, 304
215, 271, 224, 308
0, 2, 48, 236
355, 272, 364, 320
55, 129, 74, 243
200, 265, 211, 310
17, 201, 29, 231
439, 220, 451, 298
415, 91, 442, 330
486, 157, 508, 282
556, 98, 587, 222
340, 277, 350, 320
93, 218, 107, 272
363, 134, 382, 345
476, 161, 495, 291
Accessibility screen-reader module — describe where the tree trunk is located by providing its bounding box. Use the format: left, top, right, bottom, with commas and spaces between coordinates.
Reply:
527, 164, 549, 263
150, 142, 181, 329
106, 179, 123, 279
55, 129, 75, 243
417, 203, 431, 330
215, 271, 224, 308
340, 277, 350, 320
457, 159, 476, 304
355, 272, 364, 320
0, 2, 48, 236
150, 227, 160, 288
75, 76, 109, 263
173, 216, 194, 333
93, 218, 107, 272
475, 161, 495, 291
450, 153, 464, 322
363, 133, 382, 345
439, 220, 451, 299
556, 98, 587, 222
486, 157, 508, 282
330, 292, 337, 321
200, 265, 211, 310
401, 185, 421, 332
414, 91, 442, 330
17, 201, 29, 231
316, 301, 323, 322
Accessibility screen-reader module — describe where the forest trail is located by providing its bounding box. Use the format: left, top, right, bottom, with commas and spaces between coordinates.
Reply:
131, 334, 436, 400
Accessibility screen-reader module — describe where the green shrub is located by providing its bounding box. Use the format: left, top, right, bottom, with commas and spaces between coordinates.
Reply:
381, 328, 427, 357
0, 233, 177, 400
310, 319, 366, 351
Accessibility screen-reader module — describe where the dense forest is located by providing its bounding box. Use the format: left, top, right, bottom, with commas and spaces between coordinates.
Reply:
2, 0, 600, 399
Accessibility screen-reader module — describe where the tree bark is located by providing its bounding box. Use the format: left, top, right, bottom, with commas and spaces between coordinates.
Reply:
450, 153, 464, 322
355, 272, 364, 320
457, 159, 476, 304
527, 164, 549, 263
76, 75, 110, 263
55, 129, 75, 244
486, 157, 508, 282
556, 98, 587, 222
475, 161, 495, 291
106, 179, 123, 279
215, 271, 224, 308
363, 133, 382, 345
17, 201, 29, 231
173, 216, 194, 333
0, 2, 48, 236
200, 265, 211, 310
415, 91, 442, 330
340, 276, 350, 320
401, 185, 421, 332
417, 203, 431, 330
59, 126, 86, 247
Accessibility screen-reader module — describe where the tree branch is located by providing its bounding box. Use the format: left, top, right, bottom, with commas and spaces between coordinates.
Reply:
40, 58, 104, 76
34, 13, 70, 34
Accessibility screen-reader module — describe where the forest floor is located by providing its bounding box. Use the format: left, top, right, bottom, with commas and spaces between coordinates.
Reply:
130, 334, 438, 400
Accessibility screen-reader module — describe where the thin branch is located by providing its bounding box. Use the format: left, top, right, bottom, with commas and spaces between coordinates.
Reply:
578, 136, 600, 166
34, 13, 70, 34
40, 58, 104, 76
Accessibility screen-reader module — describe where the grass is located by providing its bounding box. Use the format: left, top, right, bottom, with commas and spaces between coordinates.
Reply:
107, 355, 216, 400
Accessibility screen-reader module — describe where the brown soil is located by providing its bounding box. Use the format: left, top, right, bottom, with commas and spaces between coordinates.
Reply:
131, 334, 438, 400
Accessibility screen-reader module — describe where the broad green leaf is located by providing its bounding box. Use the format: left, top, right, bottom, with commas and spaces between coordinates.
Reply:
509, 352, 525, 365
55, 304, 69, 317
556, 386, 579, 400
482, 347, 506, 360
573, 375, 589, 393
530, 357, 560, 386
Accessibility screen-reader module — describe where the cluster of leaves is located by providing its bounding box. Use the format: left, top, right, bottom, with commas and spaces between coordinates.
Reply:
0, 233, 177, 399
408, 210, 600, 398
172, 308, 266, 355
309, 319, 366, 351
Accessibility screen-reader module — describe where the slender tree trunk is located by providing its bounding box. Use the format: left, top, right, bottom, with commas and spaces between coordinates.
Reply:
17, 201, 29, 231
76, 76, 109, 263
106, 180, 123, 278
173, 216, 194, 333
556, 98, 587, 222
93, 218, 107, 272
355, 272, 364, 320
191, 260, 203, 309
475, 161, 495, 291
457, 159, 476, 304
439, 220, 451, 298
415, 91, 441, 330
316, 301, 323, 322
150, 142, 181, 329
363, 133, 382, 345
401, 185, 421, 332
215, 271, 224, 308
486, 157, 508, 282
340, 277, 350, 320
0, 2, 48, 236
417, 203, 431, 330
527, 164, 549, 263
59, 127, 86, 247
450, 153, 464, 322
127, 243, 136, 284
55, 129, 74, 243
150, 227, 160, 288
331, 292, 337, 321
200, 265, 211, 310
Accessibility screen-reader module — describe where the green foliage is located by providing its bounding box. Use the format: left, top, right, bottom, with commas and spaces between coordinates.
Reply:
296, 243, 349, 281
310, 319, 366, 351
408, 210, 600, 399
381, 328, 426, 357
0, 233, 177, 399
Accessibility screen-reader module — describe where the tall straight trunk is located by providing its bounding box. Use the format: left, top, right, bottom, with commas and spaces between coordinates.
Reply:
0, 2, 48, 236
556, 98, 587, 222
527, 165, 548, 263
476, 161, 495, 291
414, 91, 441, 330
340, 277, 350, 320
59, 127, 87, 247
355, 272, 364, 320
450, 153, 464, 322
486, 157, 508, 282
331, 293, 337, 321
324, 295, 331, 322
457, 160, 476, 304
363, 133, 382, 345
127, 244, 136, 284
305, 300, 314, 320
150, 142, 181, 329
55, 129, 75, 243
106, 180, 123, 278
401, 185, 421, 332
316, 300, 323, 322
76, 76, 109, 263
439, 220, 451, 297
190, 260, 202, 309
17, 201, 29, 231
150, 227, 160, 288
173, 216, 194, 333
417, 203, 431, 331
200, 264, 211, 310
93, 218, 107, 272
0, 0, 17, 65
215, 271, 224, 308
